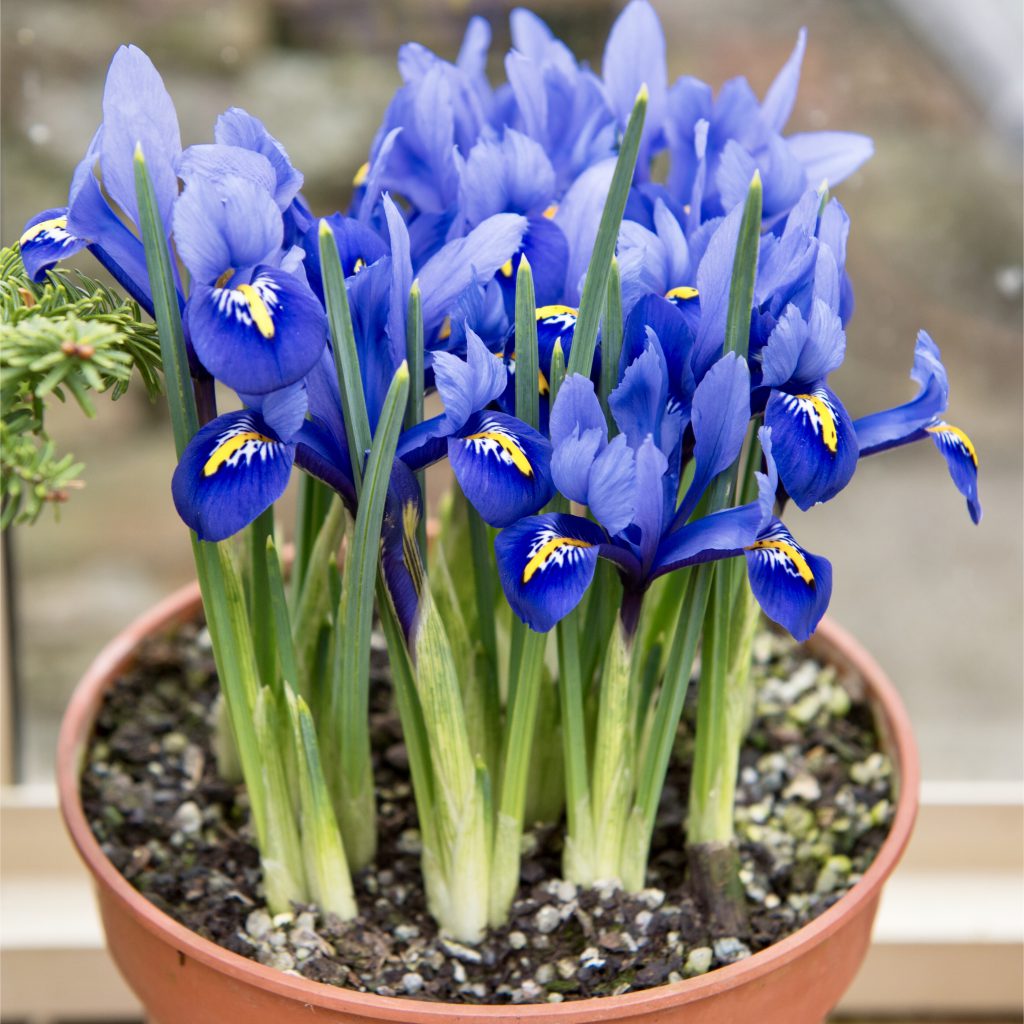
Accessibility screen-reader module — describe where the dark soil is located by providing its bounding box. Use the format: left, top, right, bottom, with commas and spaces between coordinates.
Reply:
82, 621, 894, 1004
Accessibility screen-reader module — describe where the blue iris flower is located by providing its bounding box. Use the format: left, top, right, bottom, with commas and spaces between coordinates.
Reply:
664, 27, 873, 225
495, 335, 832, 640
455, 128, 569, 314
399, 328, 555, 527
854, 331, 981, 524
504, 9, 617, 193
173, 172, 327, 396
20, 45, 182, 313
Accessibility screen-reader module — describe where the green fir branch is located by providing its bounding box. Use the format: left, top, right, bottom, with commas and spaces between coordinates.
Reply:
0, 244, 164, 527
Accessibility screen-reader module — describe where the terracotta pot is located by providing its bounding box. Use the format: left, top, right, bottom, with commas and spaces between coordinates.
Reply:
58, 579, 919, 1024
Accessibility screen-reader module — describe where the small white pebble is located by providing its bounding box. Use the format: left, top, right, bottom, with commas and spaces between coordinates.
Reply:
534, 905, 560, 934
402, 972, 424, 995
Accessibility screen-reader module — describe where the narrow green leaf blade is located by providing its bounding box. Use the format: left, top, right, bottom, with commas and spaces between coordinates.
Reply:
514, 256, 539, 431
132, 145, 198, 454
318, 219, 371, 493
723, 171, 763, 361
567, 85, 648, 380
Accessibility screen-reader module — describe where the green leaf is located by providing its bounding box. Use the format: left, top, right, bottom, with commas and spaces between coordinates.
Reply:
318, 219, 371, 493
328, 362, 409, 869
514, 256, 539, 431
133, 146, 198, 456
600, 256, 623, 432
723, 171, 763, 362
254, 687, 308, 912
286, 689, 357, 919
567, 85, 648, 380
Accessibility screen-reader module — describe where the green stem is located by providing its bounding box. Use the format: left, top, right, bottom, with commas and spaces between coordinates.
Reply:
489, 624, 546, 925
575, 617, 635, 884
557, 607, 595, 883
248, 506, 277, 691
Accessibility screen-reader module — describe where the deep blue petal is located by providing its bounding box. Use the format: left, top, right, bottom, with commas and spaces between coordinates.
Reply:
548, 373, 605, 449
653, 501, 763, 578
764, 384, 857, 509
588, 434, 637, 536
293, 419, 356, 511
633, 436, 668, 574
677, 352, 751, 522
172, 410, 294, 542
854, 331, 949, 456
745, 518, 831, 641
67, 174, 156, 311
301, 213, 388, 303
622, 294, 696, 420
380, 459, 426, 641
760, 299, 845, 389
450, 411, 554, 527
19, 208, 86, 281
928, 422, 982, 524
692, 200, 745, 382
432, 327, 507, 434
551, 426, 604, 505
495, 513, 606, 632
418, 213, 528, 333
187, 267, 327, 394
237, 382, 308, 443
610, 340, 669, 452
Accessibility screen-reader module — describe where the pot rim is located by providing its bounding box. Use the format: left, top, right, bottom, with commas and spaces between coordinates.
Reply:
57, 578, 919, 1022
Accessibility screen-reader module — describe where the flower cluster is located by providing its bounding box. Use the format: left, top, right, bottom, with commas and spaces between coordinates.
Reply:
22, 1, 980, 942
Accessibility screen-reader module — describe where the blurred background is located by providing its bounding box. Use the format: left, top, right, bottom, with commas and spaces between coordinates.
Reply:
1, 1, 1022, 1021
1, 0, 1021, 789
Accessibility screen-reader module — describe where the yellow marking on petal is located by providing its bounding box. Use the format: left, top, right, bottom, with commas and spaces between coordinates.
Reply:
438, 315, 452, 341
236, 283, 275, 339
796, 393, 838, 453
463, 430, 533, 477
19, 216, 67, 246
536, 304, 578, 320
666, 285, 699, 301
538, 368, 550, 396
542, 204, 559, 219
215, 268, 235, 289
523, 536, 591, 584
927, 423, 978, 467
203, 431, 272, 477
353, 161, 370, 186
747, 538, 815, 585
353, 257, 366, 274
500, 258, 514, 278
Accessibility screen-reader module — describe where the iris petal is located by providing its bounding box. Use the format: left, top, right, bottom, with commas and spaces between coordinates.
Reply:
187, 267, 327, 394
928, 421, 982, 524
18, 208, 86, 281
171, 410, 294, 542
449, 410, 554, 527
745, 518, 831, 641
495, 512, 606, 631
764, 384, 857, 509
